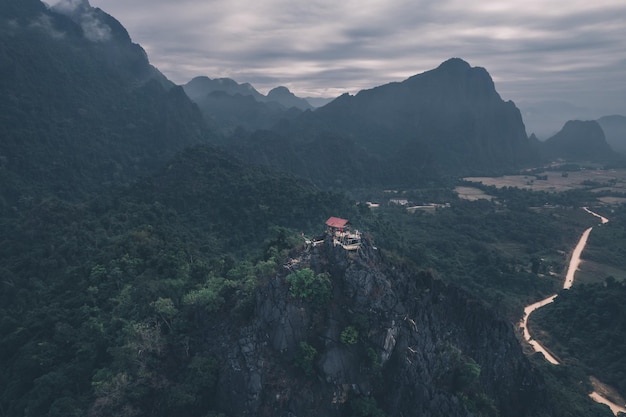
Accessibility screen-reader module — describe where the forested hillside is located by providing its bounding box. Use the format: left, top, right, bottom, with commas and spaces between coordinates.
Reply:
0, 144, 359, 416
359, 197, 596, 319
0, 0, 208, 205
531, 204, 626, 396
531, 279, 626, 395
0, 0, 623, 416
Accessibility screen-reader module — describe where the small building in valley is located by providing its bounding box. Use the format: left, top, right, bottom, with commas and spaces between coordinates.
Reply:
389, 198, 410, 206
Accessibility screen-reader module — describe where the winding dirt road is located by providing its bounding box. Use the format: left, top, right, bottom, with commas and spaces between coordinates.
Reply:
519, 208, 625, 415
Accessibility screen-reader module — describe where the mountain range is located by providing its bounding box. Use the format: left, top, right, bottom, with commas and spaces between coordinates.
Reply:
1, 1, 624, 416
183, 76, 313, 111
213, 58, 620, 187
182, 76, 312, 133
183, 66, 625, 172
222, 58, 542, 187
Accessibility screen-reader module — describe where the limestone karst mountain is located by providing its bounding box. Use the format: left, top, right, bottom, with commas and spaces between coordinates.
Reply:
183, 76, 313, 111
540, 120, 620, 162
183, 76, 266, 102
1, 2, 620, 416
0, 0, 208, 203
266, 86, 313, 110
228, 58, 539, 187
182, 77, 311, 132
309, 58, 536, 171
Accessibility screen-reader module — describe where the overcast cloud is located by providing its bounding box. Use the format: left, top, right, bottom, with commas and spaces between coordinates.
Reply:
52, 0, 625, 136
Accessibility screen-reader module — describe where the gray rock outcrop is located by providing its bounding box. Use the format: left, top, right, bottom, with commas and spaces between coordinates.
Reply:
207, 237, 546, 416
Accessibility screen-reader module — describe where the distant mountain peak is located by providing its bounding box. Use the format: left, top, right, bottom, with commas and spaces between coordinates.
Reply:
437, 57, 472, 71
403, 58, 495, 93
267, 86, 313, 110
51, 0, 91, 15
273, 58, 537, 181
51, 0, 115, 42
183, 76, 265, 102
541, 119, 618, 162
216, 77, 238, 86
184, 77, 313, 113
559, 120, 606, 143
268, 86, 291, 96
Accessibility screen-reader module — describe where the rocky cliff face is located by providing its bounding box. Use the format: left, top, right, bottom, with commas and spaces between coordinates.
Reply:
205, 237, 546, 416
307, 58, 537, 174
231, 59, 538, 189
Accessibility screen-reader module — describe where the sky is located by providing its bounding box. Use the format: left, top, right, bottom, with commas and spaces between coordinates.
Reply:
51, 0, 625, 137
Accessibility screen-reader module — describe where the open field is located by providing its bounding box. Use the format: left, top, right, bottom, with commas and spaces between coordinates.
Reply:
454, 186, 494, 201
463, 168, 626, 195
598, 196, 626, 205
576, 259, 626, 284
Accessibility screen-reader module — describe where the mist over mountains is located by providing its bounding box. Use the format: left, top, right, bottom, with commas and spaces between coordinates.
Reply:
3, 0, 622, 200
0, 0, 209, 204
597, 115, 626, 155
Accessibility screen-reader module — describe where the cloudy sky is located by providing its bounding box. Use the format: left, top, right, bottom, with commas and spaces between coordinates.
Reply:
54, 0, 625, 136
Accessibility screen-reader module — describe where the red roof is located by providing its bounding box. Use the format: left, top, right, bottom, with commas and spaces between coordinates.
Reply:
326, 217, 349, 228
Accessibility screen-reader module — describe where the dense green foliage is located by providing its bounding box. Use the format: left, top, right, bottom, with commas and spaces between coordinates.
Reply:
287, 268, 332, 305
531, 358, 616, 417
2, 2, 624, 415
4, 140, 613, 415
340, 326, 359, 345
583, 205, 626, 270
0, 1, 208, 205
531, 278, 626, 394
348, 396, 387, 417
358, 195, 597, 319
0, 144, 357, 416
295, 342, 318, 376
527, 204, 626, 409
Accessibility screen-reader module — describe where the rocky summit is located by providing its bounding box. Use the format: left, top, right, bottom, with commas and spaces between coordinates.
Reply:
229, 58, 540, 188
310, 58, 537, 172
207, 235, 545, 417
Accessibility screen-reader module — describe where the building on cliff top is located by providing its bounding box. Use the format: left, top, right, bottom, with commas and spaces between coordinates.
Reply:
325, 216, 361, 251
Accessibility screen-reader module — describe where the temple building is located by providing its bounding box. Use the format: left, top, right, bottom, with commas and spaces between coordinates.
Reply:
325, 217, 361, 251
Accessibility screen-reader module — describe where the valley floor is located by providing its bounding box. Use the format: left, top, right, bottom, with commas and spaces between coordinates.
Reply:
521, 208, 624, 415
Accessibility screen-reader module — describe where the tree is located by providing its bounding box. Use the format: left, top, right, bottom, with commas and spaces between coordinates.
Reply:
287, 268, 332, 305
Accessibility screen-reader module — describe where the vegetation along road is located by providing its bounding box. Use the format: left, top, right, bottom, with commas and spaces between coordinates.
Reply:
520, 208, 625, 415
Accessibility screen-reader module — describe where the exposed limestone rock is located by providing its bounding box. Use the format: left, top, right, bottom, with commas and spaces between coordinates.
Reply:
208, 236, 547, 416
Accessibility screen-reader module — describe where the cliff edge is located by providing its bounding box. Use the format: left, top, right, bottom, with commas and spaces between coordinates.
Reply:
205, 236, 546, 416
